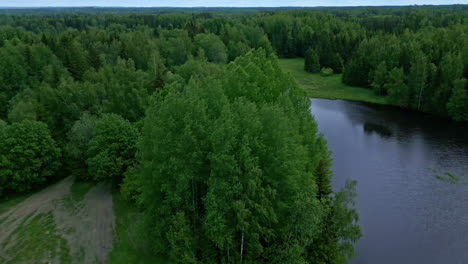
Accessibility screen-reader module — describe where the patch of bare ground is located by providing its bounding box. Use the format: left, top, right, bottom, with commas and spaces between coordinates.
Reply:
0, 177, 115, 264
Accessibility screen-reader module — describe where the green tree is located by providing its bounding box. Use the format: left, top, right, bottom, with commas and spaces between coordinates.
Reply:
304, 48, 320, 73
0, 42, 29, 117
147, 50, 167, 93
0, 120, 61, 194
86, 114, 138, 183
372, 61, 388, 95
386, 67, 409, 107
7, 89, 39, 123
66, 113, 97, 180
447, 79, 468, 121
136, 50, 359, 263
227, 41, 250, 62
195, 33, 228, 64
408, 54, 428, 110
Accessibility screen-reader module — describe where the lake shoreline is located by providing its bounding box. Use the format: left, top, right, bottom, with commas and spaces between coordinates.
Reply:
279, 58, 466, 123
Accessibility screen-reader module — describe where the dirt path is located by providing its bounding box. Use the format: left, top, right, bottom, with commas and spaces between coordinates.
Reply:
0, 177, 115, 264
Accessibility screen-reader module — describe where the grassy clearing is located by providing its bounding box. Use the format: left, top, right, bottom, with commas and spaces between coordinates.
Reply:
279, 58, 391, 105
108, 192, 169, 264
2, 213, 71, 264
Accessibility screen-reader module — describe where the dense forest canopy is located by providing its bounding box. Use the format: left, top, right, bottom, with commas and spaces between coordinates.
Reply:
0, 5, 466, 263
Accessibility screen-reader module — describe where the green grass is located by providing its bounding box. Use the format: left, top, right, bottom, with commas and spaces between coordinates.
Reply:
279, 58, 391, 105
2, 213, 71, 264
70, 180, 94, 202
108, 192, 170, 264
63, 180, 94, 213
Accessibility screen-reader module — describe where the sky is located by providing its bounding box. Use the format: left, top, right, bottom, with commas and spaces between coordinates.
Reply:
0, 0, 464, 7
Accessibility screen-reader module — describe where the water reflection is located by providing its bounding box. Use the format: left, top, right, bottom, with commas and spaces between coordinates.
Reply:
363, 122, 392, 138
310, 98, 468, 264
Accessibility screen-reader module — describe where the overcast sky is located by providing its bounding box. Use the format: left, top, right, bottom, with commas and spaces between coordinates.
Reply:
0, 0, 464, 7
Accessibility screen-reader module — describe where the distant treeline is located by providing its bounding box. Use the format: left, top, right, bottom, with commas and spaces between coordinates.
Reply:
0, 6, 466, 121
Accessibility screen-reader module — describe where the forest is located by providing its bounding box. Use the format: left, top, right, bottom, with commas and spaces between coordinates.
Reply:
0, 5, 466, 264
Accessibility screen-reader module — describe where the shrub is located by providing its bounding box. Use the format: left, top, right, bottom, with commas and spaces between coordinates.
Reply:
86, 114, 138, 183
320, 67, 334, 77
0, 120, 61, 194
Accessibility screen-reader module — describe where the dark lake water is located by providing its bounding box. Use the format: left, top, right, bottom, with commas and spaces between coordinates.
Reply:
310, 98, 468, 264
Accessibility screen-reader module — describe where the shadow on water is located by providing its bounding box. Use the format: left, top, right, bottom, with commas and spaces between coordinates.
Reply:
363, 122, 392, 138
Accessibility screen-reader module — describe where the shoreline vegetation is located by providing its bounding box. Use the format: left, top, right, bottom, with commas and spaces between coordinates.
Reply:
279, 58, 393, 105
280, 58, 468, 123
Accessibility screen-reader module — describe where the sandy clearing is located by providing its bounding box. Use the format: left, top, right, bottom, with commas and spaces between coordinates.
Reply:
55, 182, 115, 264
0, 177, 115, 264
0, 176, 74, 254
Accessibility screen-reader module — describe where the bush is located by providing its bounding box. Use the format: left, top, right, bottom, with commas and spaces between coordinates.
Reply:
320, 67, 334, 77
86, 114, 138, 183
0, 120, 61, 194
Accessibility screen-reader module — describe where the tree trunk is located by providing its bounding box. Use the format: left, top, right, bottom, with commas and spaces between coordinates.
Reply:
240, 231, 244, 263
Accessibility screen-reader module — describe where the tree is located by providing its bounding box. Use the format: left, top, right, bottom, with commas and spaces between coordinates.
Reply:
407, 54, 428, 110
84, 58, 151, 121
0, 42, 29, 117
386, 67, 409, 107
227, 41, 250, 62
0, 120, 61, 194
136, 50, 359, 263
304, 48, 320, 73
7, 88, 39, 123
195, 33, 228, 64
447, 79, 468, 121
58, 35, 89, 80
86, 114, 138, 183
66, 113, 97, 180
372, 61, 388, 95
147, 50, 167, 93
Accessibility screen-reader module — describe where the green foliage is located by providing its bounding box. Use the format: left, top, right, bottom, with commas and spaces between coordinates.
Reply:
386, 67, 408, 106
7, 89, 39, 123
135, 50, 357, 263
121, 165, 143, 204
65, 113, 97, 180
83, 58, 152, 122
304, 48, 320, 73
342, 26, 466, 118
147, 50, 167, 93
227, 41, 250, 62
371, 61, 388, 95
332, 180, 361, 261
86, 114, 138, 183
109, 192, 171, 264
447, 79, 468, 121
320, 67, 334, 77
5, 6, 468, 263
175, 57, 224, 83
159, 29, 193, 67
0, 120, 61, 194
195, 33, 228, 64
0, 42, 29, 117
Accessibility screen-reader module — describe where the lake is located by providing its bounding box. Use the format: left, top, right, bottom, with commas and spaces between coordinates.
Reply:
311, 98, 468, 264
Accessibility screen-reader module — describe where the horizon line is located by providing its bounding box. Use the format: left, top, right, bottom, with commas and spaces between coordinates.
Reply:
0, 4, 465, 8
